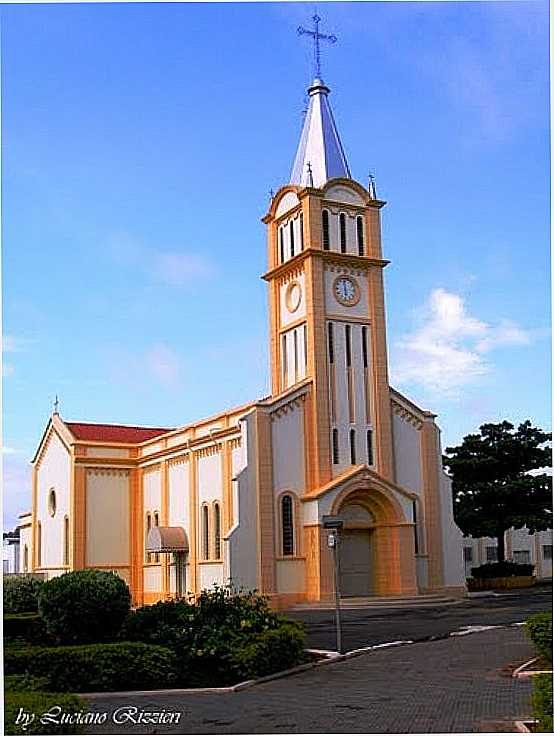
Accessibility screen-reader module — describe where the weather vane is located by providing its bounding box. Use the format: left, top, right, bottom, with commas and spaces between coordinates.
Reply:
297, 14, 337, 80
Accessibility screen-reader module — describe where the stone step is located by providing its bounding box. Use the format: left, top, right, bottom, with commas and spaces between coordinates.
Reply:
291, 594, 462, 611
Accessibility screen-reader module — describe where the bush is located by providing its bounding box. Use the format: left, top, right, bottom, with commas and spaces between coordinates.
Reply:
3, 575, 45, 613
5, 675, 51, 692
229, 621, 306, 680
4, 641, 177, 692
38, 570, 131, 644
4, 613, 53, 647
532, 673, 553, 733
4, 690, 85, 735
121, 586, 306, 687
470, 561, 535, 579
525, 612, 553, 663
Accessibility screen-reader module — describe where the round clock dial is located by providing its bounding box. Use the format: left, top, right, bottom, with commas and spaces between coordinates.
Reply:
285, 281, 302, 313
334, 276, 360, 306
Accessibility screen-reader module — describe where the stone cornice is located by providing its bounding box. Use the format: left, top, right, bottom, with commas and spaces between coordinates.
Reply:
262, 248, 389, 282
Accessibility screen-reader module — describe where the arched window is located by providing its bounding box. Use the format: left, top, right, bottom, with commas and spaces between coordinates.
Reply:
332, 428, 339, 465
37, 522, 42, 568
145, 512, 152, 562
322, 210, 330, 250
202, 505, 210, 560
281, 334, 288, 387
345, 325, 352, 367
350, 429, 356, 464
289, 220, 295, 258
23, 545, 28, 573
281, 495, 294, 556
362, 326, 368, 368
48, 488, 56, 517
299, 213, 304, 251
328, 322, 334, 363
357, 216, 364, 256
63, 516, 69, 566
340, 213, 347, 253
367, 429, 373, 465
279, 227, 285, 263
293, 329, 299, 382
213, 502, 221, 559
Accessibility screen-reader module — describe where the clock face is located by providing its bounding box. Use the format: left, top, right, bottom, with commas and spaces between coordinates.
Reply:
334, 276, 359, 306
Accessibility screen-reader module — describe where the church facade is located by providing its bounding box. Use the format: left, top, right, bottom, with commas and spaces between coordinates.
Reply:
19, 73, 466, 607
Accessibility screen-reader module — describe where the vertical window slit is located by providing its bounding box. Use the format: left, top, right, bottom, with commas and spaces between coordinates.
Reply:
350, 429, 356, 464
357, 216, 364, 256
322, 210, 330, 250
332, 428, 339, 464
340, 213, 347, 253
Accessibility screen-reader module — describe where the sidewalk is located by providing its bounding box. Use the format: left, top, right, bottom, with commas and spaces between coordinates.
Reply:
84, 626, 534, 734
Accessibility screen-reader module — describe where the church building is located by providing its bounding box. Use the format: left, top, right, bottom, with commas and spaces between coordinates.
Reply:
18, 52, 466, 606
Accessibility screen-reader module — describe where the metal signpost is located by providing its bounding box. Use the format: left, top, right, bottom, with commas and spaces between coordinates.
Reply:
322, 515, 344, 654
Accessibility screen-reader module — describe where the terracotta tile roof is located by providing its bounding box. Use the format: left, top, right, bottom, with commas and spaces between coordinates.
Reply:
65, 422, 172, 444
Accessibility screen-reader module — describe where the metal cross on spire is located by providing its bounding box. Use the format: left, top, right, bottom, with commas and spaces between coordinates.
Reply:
297, 14, 337, 80
53, 395, 60, 415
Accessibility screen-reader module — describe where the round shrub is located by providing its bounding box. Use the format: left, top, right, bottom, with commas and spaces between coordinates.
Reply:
38, 570, 131, 644
3, 575, 45, 613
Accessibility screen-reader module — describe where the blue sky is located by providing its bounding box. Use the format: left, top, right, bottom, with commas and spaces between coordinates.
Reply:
2, 1, 550, 530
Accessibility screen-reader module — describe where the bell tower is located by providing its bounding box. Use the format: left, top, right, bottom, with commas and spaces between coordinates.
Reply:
262, 74, 395, 493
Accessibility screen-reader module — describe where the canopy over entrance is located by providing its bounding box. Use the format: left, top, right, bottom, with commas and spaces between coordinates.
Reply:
146, 526, 189, 554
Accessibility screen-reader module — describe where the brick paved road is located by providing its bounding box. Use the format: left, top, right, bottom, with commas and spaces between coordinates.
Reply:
83, 626, 534, 734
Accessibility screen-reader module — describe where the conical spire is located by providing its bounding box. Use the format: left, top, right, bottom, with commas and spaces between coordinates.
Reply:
290, 78, 351, 188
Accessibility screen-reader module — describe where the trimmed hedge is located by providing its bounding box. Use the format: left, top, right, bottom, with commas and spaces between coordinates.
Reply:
4, 690, 85, 735
4, 613, 53, 647
525, 612, 553, 663
3, 575, 45, 614
532, 673, 553, 733
38, 570, 131, 644
4, 641, 178, 692
471, 561, 535, 579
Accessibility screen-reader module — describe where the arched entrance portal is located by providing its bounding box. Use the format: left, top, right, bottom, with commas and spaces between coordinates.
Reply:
333, 484, 417, 598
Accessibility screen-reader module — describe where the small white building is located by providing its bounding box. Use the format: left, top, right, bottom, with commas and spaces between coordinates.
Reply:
463, 527, 553, 580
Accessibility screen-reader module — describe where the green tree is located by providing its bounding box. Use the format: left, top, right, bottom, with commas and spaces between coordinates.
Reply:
443, 420, 552, 563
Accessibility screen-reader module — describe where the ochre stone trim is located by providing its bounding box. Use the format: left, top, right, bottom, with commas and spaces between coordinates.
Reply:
253, 410, 276, 593
85, 468, 130, 477
73, 466, 86, 570
188, 452, 198, 595
421, 418, 445, 589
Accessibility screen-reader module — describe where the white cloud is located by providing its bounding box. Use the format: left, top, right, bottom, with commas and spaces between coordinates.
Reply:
2, 446, 19, 455
153, 253, 213, 286
107, 231, 214, 287
391, 288, 531, 399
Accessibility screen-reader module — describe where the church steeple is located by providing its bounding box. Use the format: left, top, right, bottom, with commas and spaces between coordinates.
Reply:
290, 78, 351, 188
291, 14, 350, 188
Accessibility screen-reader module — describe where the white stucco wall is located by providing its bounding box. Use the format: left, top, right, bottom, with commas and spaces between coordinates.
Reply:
463, 527, 553, 579
276, 559, 305, 593
439, 471, 465, 588
392, 413, 422, 495
36, 432, 71, 570
271, 404, 305, 495
86, 469, 130, 567
168, 459, 189, 529
143, 467, 161, 514
225, 416, 258, 591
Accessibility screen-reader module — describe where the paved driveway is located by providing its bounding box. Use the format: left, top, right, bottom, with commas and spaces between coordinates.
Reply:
84, 626, 534, 734
286, 586, 552, 651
